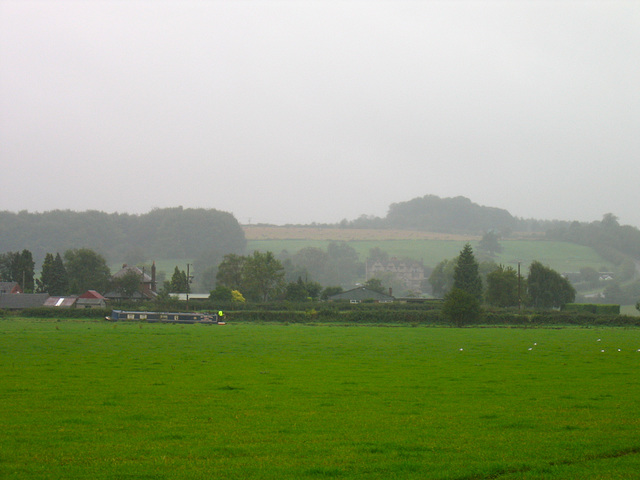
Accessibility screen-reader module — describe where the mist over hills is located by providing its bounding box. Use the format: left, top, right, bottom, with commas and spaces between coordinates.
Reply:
1, 194, 636, 265
0, 207, 246, 265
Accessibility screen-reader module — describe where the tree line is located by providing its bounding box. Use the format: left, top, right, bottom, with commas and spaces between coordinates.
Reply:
0, 207, 246, 266
433, 243, 577, 326
0, 248, 111, 294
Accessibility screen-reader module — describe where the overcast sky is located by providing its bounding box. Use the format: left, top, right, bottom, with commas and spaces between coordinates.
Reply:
1, 1, 639, 227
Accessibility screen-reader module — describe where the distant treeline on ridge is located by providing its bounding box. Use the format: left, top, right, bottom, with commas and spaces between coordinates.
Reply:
338, 195, 560, 234
0, 207, 246, 264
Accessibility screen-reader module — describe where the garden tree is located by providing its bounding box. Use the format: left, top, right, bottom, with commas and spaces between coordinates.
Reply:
325, 242, 364, 287
478, 231, 503, 255
603, 281, 624, 304
368, 270, 407, 297
37, 252, 69, 295
305, 281, 323, 300
242, 251, 285, 301
64, 248, 111, 294
51, 253, 69, 294
284, 277, 309, 301
429, 258, 456, 297
36, 253, 55, 293
216, 254, 246, 290
209, 285, 233, 302
442, 288, 482, 327
195, 266, 218, 293
170, 266, 190, 293
321, 285, 343, 300
231, 290, 245, 303
527, 261, 576, 309
364, 277, 385, 294
453, 243, 483, 300
486, 265, 519, 307
284, 277, 322, 301
291, 247, 329, 284
110, 270, 142, 298
0, 250, 36, 292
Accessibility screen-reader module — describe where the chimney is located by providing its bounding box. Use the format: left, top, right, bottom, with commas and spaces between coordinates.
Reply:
389, 287, 393, 297
151, 261, 157, 292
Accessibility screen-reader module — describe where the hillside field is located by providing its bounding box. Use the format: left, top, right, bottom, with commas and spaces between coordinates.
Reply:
243, 226, 612, 273
2, 319, 640, 479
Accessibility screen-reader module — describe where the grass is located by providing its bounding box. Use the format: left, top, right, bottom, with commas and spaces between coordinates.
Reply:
246, 238, 613, 273
2, 319, 640, 479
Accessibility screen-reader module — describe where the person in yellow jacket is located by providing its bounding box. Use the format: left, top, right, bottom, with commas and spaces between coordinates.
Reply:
217, 310, 225, 324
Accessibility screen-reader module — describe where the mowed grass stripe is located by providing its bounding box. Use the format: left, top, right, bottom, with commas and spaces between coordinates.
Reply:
1, 320, 640, 479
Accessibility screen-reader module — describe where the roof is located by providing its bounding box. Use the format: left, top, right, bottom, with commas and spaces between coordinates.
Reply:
0, 282, 22, 294
79, 290, 106, 300
328, 287, 395, 302
43, 296, 78, 307
0, 293, 49, 309
103, 289, 156, 300
112, 265, 152, 283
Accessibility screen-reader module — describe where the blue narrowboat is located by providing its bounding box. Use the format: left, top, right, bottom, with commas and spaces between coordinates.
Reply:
106, 309, 222, 324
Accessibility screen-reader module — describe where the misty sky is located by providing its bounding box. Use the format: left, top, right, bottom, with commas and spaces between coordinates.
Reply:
1, 1, 639, 227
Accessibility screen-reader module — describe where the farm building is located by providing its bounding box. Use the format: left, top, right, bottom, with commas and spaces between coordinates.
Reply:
0, 293, 49, 309
77, 290, 107, 308
328, 286, 395, 304
44, 296, 77, 308
42, 290, 107, 309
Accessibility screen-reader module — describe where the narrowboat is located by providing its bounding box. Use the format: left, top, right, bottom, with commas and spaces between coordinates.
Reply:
106, 309, 224, 324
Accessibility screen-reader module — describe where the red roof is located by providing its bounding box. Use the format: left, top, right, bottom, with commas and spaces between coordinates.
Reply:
79, 290, 106, 299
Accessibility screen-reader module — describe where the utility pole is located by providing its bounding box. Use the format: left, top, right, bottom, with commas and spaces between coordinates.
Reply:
518, 261, 521, 312
186, 263, 192, 311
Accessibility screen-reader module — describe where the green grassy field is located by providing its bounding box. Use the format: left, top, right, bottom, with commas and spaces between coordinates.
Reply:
246, 239, 613, 273
2, 319, 640, 479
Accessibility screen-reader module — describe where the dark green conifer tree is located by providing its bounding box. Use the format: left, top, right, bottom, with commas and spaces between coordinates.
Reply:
453, 243, 483, 300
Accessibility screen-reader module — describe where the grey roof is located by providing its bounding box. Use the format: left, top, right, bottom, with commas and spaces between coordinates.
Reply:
112, 265, 152, 282
0, 293, 50, 309
0, 282, 21, 294
328, 287, 395, 302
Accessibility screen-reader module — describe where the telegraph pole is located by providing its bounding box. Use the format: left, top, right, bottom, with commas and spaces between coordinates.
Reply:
186, 263, 192, 311
518, 261, 522, 312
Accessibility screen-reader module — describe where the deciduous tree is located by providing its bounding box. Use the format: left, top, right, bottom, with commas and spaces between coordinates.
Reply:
216, 254, 246, 290
442, 288, 482, 327
486, 265, 519, 307
64, 248, 111, 294
527, 261, 575, 309
242, 251, 285, 301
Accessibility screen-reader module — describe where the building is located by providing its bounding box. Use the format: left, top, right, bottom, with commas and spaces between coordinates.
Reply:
104, 263, 158, 301
0, 282, 23, 294
76, 290, 107, 309
365, 258, 425, 293
328, 286, 395, 304
43, 296, 77, 308
0, 293, 49, 309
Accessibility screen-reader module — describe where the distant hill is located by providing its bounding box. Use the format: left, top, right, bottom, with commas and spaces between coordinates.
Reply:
342, 195, 517, 234
0, 207, 246, 264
